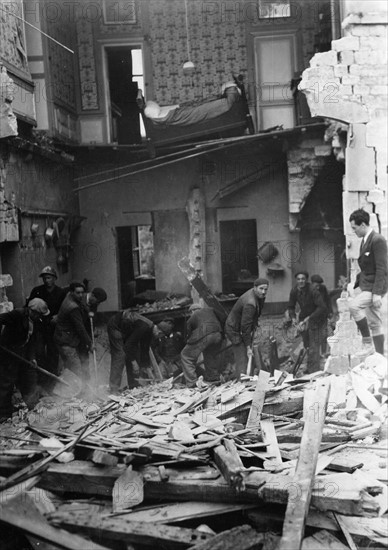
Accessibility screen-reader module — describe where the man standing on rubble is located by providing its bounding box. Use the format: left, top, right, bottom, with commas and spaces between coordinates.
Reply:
287, 271, 327, 373
28, 266, 67, 379
349, 209, 388, 355
180, 302, 224, 387
108, 308, 161, 392
225, 278, 269, 379
54, 281, 93, 389
0, 298, 50, 419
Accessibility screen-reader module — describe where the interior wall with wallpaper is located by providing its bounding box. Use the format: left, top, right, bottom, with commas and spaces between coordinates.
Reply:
148, 0, 247, 106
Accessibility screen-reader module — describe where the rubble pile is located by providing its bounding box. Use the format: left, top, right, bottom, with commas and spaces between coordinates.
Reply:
0, 363, 387, 550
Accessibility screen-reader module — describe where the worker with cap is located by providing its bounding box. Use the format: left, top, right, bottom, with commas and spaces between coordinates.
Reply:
107, 308, 160, 392
180, 301, 224, 388
287, 271, 328, 373
311, 274, 332, 356
0, 298, 50, 419
225, 278, 269, 379
54, 282, 94, 390
27, 266, 67, 378
152, 318, 185, 378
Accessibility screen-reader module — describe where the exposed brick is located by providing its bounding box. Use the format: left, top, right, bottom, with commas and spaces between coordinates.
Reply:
342, 74, 360, 85
332, 36, 360, 51
358, 193, 375, 213
310, 50, 338, 67
376, 201, 388, 228
339, 84, 353, 96
350, 65, 387, 77
359, 36, 388, 50
351, 24, 388, 37
376, 173, 388, 191
334, 65, 349, 78
353, 85, 370, 96
367, 189, 385, 204
369, 85, 388, 95
339, 51, 355, 65
364, 76, 388, 85
355, 49, 387, 64
342, 191, 361, 225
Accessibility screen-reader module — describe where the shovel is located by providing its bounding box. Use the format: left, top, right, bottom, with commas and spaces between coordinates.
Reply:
52, 368, 83, 398
0, 344, 82, 399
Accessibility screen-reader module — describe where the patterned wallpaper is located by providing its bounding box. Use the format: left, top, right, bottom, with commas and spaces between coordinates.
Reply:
0, 0, 30, 77
76, 17, 99, 111
45, 18, 76, 110
73, 0, 331, 113
148, 0, 247, 105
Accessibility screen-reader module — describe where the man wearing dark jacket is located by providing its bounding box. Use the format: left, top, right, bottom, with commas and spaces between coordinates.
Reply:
288, 271, 327, 373
108, 309, 158, 392
349, 209, 388, 355
181, 303, 224, 387
311, 274, 332, 356
28, 266, 67, 377
0, 298, 50, 418
54, 282, 92, 385
225, 278, 269, 378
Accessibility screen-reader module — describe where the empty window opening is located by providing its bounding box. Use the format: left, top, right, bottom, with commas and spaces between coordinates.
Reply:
116, 225, 155, 308
220, 219, 258, 296
106, 46, 144, 144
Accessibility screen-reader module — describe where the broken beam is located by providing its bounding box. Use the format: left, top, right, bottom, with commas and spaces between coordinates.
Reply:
278, 379, 331, 550
50, 512, 213, 549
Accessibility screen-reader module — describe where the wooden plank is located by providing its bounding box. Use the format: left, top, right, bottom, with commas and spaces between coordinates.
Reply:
112, 465, 144, 512
112, 501, 257, 524
0, 460, 376, 515
149, 348, 164, 380
278, 379, 331, 550
189, 525, 264, 550
213, 440, 246, 491
0, 493, 108, 550
302, 530, 348, 549
247, 508, 388, 544
246, 370, 270, 432
50, 511, 214, 549
260, 419, 282, 465
334, 514, 359, 550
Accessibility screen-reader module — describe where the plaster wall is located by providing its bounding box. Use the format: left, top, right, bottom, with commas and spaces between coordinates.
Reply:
0, 150, 77, 306
74, 149, 295, 312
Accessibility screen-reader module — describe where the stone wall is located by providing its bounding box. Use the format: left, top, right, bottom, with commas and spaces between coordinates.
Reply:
299, 0, 388, 345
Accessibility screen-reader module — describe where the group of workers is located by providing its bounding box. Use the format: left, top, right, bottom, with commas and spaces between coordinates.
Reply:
0, 208, 386, 418
0, 270, 107, 418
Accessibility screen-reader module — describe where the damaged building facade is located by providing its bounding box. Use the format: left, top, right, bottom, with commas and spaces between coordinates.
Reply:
69, 0, 347, 313
0, 0, 386, 326
0, 0, 78, 309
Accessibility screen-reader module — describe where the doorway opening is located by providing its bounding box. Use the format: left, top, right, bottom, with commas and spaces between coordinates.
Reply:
220, 219, 258, 296
105, 46, 144, 144
116, 225, 155, 308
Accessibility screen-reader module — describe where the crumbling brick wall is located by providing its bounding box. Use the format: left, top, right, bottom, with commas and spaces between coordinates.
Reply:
299, 0, 387, 344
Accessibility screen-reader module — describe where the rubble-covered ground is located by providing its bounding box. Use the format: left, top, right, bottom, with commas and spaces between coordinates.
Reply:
0, 318, 387, 550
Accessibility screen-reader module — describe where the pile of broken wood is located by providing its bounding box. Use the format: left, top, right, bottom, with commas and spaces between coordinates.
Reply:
0, 359, 387, 550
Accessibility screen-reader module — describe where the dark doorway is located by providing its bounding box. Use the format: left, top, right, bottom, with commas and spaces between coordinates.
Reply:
220, 219, 258, 295
299, 157, 346, 289
106, 47, 143, 144
116, 225, 155, 308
